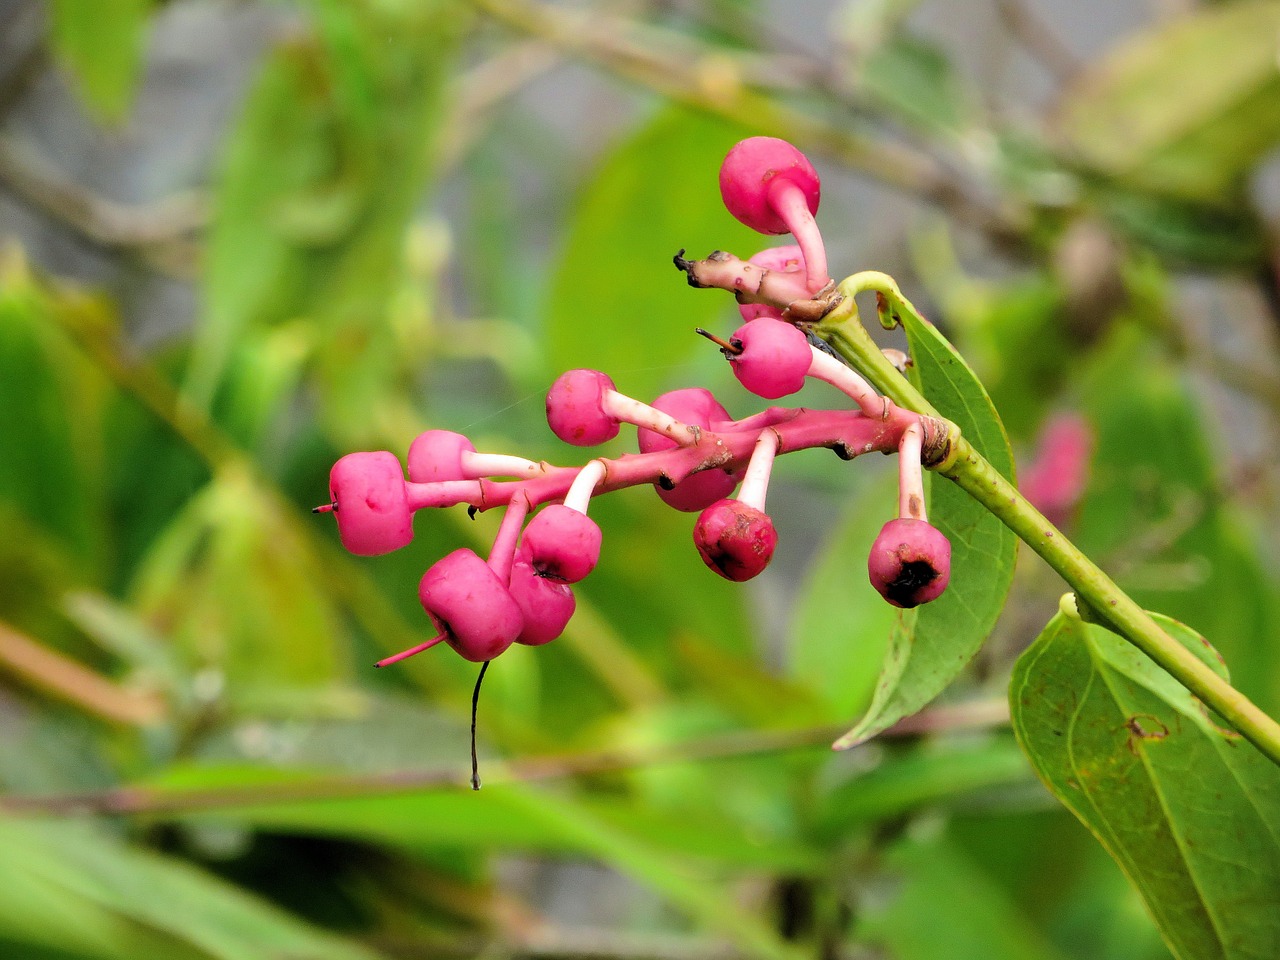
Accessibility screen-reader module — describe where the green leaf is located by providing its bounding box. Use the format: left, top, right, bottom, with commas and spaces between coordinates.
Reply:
858, 834, 1072, 960
788, 469, 898, 718
130, 467, 352, 708
49, 0, 153, 121
836, 309, 1017, 746
857, 35, 976, 137
0, 817, 381, 960
543, 106, 758, 405
188, 0, 461, 424
816, 736, 1033, 839
170, 780, 808, 960
1075, 326, 1280, 714
1057, 1, 1280, 201
1010, 610, 1280, 960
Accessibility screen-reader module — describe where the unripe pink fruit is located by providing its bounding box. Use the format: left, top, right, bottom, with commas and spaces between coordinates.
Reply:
867, 518, 951, 608
693, 499, 778, 581
739, 245, 804, 321
546, 369, 621, 446
719, 137, 821, 236
509, 547, 576, 645
521, 504, 602, 583
728, 319, 811, 399
419, 549, 523, 662
407, 430, 475, 482
328, 451, 413, 556
637, 388, 742, 512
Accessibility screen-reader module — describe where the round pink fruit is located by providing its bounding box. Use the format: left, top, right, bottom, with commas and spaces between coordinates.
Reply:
728, 319, 811, 399
867, 518, 952, 608
693, 499, 778, 582
509, 548, 576, 645
418, 549, 524, 662
546, 369, 621, 447
521, 505, 603, 583
407, 430, 476, 482
328, 451, 413, 556
719, 137, 821, 236
637, 388, 742, 512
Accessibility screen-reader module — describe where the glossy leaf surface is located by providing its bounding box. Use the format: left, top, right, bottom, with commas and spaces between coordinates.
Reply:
1011, 611, 1280, 960
836, 305, 1017, 746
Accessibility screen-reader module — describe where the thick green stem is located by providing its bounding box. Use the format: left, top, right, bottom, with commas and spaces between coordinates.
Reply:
816, 272, 1280, 767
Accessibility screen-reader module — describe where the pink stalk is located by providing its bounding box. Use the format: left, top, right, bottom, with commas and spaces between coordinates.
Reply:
486, 491, 531, 584
564, 459, 607, 513
375, 634, 446, 668
387, 407, 925, 515
737, 429, 779, 511
806, 348, 886, 419
598, 393, 698, 447
767, 178, 829, 292
897, 422, 927, 521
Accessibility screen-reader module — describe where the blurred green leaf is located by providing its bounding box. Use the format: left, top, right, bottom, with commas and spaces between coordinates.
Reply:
544, 106, 758, 404
0, 258, 110, 572
837, 308, 1017, 746
1076, 326, 1280, 713
857, 35, 976, 137
1057, 1, 1280, 201
130, 467, 352, 710
788, 470, 898, 719
858, 834, 1071, 960
188, 0, 463, 436
816, 736, 1033, 839
0, 817, 381, 960
1010, 610, 1280, 960
171, 778, 808, 960
49, 0, 153, 121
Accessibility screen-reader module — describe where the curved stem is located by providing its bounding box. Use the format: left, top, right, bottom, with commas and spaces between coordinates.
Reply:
818, 272, 1280, 767
737, 429, 779, 511
767, 178, 829, 293
897, 422, 926, 522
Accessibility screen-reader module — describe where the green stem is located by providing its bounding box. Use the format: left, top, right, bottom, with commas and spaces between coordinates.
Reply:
816, 272, 1280, 768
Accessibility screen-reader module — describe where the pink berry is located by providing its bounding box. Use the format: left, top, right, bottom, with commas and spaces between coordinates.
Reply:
328, 451, 413, 556
739, 245, 804, 321
509, 547, 576, 645
719, 138, 828, 292
546, 369, 621, 446
720, 137, 821, 235
407, 430, 475, 482
1020, 413, 1093, 530
867, 518, 952, 608
636, 388, 742, 512
727, 319, 811, 399
521, 504, 602, 583
693, 499, 778, 582
418, 549, 524, 662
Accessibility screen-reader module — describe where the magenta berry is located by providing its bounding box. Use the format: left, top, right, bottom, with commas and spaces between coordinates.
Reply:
407, 430, 475, 482
546, 369, 622, 446
720, 137, 821, 235
522, 504, 602, 583
719, 137, 828, 292
418, 549, 524, 662
509, 548, 576, 645
327, 451, 413, 556
636, 388, 742, 512
1020, 413, 1093, 530
868, 518, 952, 608
739, 245, 804, 321
727, 319, 811, 399
693, 499, 778, 581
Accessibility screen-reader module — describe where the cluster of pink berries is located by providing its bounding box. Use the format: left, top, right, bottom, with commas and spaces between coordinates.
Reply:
317, 137, 955, 672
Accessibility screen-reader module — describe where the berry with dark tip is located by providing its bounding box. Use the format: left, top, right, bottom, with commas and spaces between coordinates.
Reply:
867, 518, 952, 608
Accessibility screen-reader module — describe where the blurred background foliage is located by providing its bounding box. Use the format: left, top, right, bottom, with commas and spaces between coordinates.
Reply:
1, 0, 1279, 957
